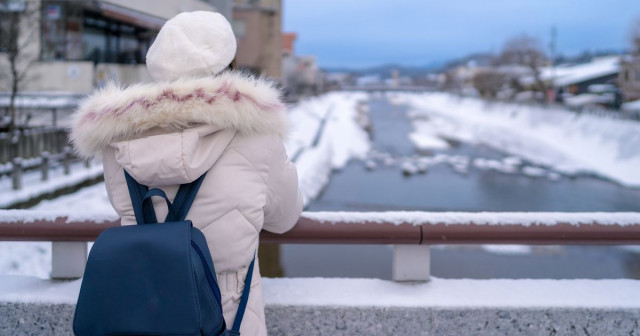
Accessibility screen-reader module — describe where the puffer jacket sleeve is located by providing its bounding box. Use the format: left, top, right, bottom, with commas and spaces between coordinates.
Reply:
263, 139, 303, 234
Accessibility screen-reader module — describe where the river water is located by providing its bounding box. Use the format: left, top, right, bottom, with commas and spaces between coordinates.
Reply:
278, 95, 640, 280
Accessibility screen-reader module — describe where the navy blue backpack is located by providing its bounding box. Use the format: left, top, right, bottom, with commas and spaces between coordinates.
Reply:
73, 171, 255, 336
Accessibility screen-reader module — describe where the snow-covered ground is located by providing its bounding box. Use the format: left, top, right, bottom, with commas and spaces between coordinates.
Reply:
3, 274, 640, 309
263, 277, 640, 308
0, 183, 116, 278
398, 92, 640, 188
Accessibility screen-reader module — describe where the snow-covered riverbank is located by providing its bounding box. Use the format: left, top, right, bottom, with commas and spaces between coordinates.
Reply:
399, 93, 640, 188
288, 92, 370, 204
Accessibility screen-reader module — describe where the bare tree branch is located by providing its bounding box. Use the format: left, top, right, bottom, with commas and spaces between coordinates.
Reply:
495, 34, 549, 94
0, 0, 41, 132
631, 16, 640, 56
472, 69, 507, 99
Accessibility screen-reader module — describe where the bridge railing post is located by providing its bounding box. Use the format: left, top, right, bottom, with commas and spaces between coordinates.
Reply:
392, 244, 430, 282
51, 242, 87, 279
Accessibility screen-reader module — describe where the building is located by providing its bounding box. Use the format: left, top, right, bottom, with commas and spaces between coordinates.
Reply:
548, 56, 620, 96
510, 56, 622, 106
232, 0, 282, 79
0, 0, 223, 94
282, 32, 296, 56
280, 32, 323, 100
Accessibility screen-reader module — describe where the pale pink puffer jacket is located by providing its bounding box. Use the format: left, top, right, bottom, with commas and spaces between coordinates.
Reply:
71, 71, 303, 336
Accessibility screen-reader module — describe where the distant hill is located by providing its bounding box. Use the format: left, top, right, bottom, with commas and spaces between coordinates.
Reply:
323, 62, 444, 78
322, 49, 627, 79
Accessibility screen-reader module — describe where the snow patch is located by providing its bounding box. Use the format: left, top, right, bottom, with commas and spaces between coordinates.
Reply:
481, 245, 534, 256
408, 132, 449, 151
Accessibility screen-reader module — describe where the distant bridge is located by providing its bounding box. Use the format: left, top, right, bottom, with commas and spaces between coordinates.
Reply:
340, 85, 436, 92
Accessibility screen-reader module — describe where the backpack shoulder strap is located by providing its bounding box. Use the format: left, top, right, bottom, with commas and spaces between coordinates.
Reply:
171, 172, 208, 222
123, 170, 158, 224
124, 171, 207, 224
230, 254, 256, 335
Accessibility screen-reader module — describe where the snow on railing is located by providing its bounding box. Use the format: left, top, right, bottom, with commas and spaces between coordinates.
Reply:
2, 210, 640, 281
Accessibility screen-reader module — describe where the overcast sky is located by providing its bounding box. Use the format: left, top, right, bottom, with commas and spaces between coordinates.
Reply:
283, 1, 640, 68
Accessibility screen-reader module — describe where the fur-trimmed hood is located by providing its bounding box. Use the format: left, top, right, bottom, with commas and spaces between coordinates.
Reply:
70, 71, 287, 158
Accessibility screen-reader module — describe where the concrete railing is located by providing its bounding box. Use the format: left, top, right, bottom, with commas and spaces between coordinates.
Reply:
2, 211, 640, 280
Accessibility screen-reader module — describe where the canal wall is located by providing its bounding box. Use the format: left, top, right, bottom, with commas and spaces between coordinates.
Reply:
2, 276, 640, 335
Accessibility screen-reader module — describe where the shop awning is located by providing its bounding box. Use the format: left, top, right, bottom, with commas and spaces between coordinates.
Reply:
99, 2, 165, 30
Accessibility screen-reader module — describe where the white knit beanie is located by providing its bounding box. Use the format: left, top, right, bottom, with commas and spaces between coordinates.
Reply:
146, 11, 237, 82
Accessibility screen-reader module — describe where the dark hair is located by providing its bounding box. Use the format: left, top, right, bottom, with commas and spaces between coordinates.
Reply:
227, 58, 237, 71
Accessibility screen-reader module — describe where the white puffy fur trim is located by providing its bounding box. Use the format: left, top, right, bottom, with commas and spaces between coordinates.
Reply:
70, 72, 287, 158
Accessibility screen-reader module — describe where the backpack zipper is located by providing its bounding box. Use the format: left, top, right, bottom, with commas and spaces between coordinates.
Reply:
191, 241, 223, 308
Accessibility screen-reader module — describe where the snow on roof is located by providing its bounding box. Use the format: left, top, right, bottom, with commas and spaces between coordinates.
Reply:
543, 56, 621, 87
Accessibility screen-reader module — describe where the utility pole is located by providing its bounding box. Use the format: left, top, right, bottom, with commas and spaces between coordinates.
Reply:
549, 26, 557, 100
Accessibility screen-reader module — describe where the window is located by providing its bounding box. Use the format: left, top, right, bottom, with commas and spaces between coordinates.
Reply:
82, 25, 105, 62
40, 1, 152, 64
119, 31, 140, 64
41, 2, 68, 60
65, 5, 83, 60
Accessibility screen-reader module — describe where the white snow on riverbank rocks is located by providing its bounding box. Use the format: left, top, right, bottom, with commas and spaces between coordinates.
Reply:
473, 158, 518, 174
399, 93, 640, 188
522, 166, 547, 177
408, 132, 449, 151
